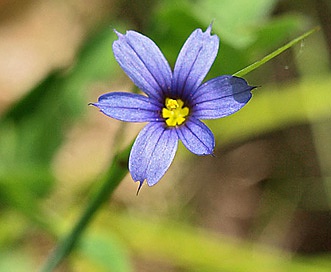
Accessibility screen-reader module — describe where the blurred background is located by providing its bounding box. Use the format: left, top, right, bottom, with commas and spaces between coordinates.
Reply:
0, 0, 331, 271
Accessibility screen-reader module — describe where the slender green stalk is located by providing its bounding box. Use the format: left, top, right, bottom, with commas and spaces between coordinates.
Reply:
233, 27, 319, 77
40, 142, 132, 272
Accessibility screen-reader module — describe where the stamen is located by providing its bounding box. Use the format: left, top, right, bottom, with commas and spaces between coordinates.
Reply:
162, 98, 189, 127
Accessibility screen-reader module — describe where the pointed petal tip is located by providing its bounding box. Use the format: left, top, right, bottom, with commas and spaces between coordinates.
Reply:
205, 21, 218, 38
133, 175, 160, 189
113, 29, 124, 38
133, 176, 159, 189
88, 102, 98, 108
231, 76, 256, 89
136, 180, 144, 195
250, 85, 260, 91
206, 21, 214, 34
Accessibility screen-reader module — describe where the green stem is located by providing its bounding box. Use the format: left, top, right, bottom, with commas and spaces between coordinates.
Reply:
233, 27, 319, 77
40, 142, 132, 272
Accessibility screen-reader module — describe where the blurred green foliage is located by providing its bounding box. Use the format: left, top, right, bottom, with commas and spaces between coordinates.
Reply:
0, 26, 119, 225
1, 0, 331, 271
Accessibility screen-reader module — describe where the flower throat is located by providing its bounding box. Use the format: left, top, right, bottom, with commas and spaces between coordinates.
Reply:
162, 98, 189, 127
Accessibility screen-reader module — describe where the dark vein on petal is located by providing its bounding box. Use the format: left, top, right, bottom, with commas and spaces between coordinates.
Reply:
180, 119, 211, 154
180, 46, 203, 98
192, 87, 252, 104
125, 39, 167, 99
135, 123, 163, 179
146, 127, 167, 181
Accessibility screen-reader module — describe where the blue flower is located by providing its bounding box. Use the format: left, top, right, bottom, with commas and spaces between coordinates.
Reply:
91, 25, 254, 188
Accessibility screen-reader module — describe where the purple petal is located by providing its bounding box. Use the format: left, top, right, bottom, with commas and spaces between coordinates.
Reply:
190, 76, 253, 119
172, 25, 219, 98
91, 92, 162, 122
113, 30, 172, 102
177, 117, 214, 155
129, 123, 178, 186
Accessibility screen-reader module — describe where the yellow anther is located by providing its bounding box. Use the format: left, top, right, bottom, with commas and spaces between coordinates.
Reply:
167, 99, 179, 110
162, 98, 189, 127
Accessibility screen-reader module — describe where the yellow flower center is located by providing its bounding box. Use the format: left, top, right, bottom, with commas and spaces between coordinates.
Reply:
162, 98, 189, 127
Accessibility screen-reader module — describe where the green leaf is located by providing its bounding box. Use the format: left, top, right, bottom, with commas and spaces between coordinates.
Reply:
149, 0, 304, 76
0, 164, 53, 229
192, 0, 278, 48
98, 210, 331, 272
248, 14, 306, 53
77, 233, 132, 272
0, 250, 35, 272
148, 1, 202, 66
0, 24, 120, 230
0, 25, 119, 164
